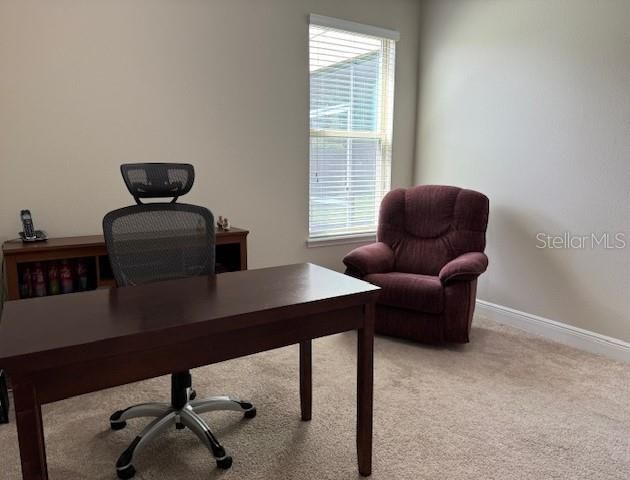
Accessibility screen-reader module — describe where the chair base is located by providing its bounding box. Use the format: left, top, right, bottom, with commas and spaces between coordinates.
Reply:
110, 372, 255, 478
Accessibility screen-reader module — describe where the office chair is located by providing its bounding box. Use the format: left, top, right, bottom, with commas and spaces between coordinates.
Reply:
103, 163, 256, 479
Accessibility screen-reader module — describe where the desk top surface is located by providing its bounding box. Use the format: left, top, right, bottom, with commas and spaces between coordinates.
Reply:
0, 263, 379, 369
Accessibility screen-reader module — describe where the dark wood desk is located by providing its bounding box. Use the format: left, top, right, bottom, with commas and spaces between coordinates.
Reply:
0, 263, 379, 479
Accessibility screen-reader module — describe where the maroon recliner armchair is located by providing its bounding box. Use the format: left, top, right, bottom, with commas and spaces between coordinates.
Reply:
343, 185, 489, 343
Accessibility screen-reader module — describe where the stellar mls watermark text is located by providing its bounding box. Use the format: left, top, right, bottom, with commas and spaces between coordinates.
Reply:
535, 232, 627, 249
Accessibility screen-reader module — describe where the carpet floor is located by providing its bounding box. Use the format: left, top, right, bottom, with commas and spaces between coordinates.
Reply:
1, 317, 629, 479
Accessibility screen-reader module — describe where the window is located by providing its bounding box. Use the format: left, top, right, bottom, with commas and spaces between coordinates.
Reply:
308, 15, 398, 242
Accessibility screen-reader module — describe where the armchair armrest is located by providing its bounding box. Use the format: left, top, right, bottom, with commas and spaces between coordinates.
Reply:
439, 252, 488, 285
343, 242, 395, 277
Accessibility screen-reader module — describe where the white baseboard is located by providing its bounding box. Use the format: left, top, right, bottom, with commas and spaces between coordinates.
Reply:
475, 300, 630, 363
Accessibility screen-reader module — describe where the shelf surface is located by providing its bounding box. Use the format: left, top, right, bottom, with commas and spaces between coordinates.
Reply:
2, 228, 248, 255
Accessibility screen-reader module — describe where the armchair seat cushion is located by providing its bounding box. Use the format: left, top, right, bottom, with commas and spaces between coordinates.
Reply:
365, 272, 444, 314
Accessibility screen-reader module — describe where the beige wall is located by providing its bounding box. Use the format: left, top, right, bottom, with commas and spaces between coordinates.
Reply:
416, 0, 630, 341
0, 0, 420, 281
10, 0, 627, 344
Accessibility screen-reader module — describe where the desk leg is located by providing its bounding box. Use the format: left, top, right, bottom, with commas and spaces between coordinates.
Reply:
299, 340, 312, 421
357, 303, 375, 476
13, 381, 48, 480
0, 370, 9, 424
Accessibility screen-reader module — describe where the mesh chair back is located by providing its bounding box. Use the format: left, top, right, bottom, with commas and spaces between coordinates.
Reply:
121, 163, 195, 203
103, 203, 215, 287
104, 163, 214, 287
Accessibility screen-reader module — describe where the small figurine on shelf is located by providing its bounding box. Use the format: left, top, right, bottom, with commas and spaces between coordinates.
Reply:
31, 263, 47, 297
60, 260, 74, 294
76, 259, 89, 291
217, 216, 230, 231
47, 262, 61, 295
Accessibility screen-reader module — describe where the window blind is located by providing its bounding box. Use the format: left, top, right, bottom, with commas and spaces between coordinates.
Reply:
308, 16, 397, 240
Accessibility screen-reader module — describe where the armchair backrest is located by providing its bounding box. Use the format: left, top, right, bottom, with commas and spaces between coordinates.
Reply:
377, 185, 489, 275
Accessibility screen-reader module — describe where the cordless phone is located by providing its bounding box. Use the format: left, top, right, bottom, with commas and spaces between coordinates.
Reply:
20, 209, 36, 239
19, 210, 47, 242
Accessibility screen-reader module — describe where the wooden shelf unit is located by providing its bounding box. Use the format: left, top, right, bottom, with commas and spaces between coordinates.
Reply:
2, 228, 248, 301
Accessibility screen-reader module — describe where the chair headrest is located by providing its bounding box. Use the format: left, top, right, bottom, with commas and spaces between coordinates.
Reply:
120, 163, 195, 203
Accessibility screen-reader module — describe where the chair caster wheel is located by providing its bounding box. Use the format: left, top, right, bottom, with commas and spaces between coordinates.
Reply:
117, 465, 136, 479
110, 410, 127, 430
243, 407, 257, 419
216, 456, 233, 469
189, 389, 197, 401
111, 421, 127, 431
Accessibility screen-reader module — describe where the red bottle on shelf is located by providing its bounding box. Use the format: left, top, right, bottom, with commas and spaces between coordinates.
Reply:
19, 266, 32, 299
31, 263, 47, 297
47, 262, 61, 295
60, 260, 74, 294
75, 259, 88, 291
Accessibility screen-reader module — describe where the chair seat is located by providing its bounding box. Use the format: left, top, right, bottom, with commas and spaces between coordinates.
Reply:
365, 272, 444, 314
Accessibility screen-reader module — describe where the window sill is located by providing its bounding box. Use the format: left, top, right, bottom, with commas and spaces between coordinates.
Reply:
306, 233, 376, 248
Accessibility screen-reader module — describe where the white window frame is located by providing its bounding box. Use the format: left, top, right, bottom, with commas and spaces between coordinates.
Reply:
307, 15, 398, 245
